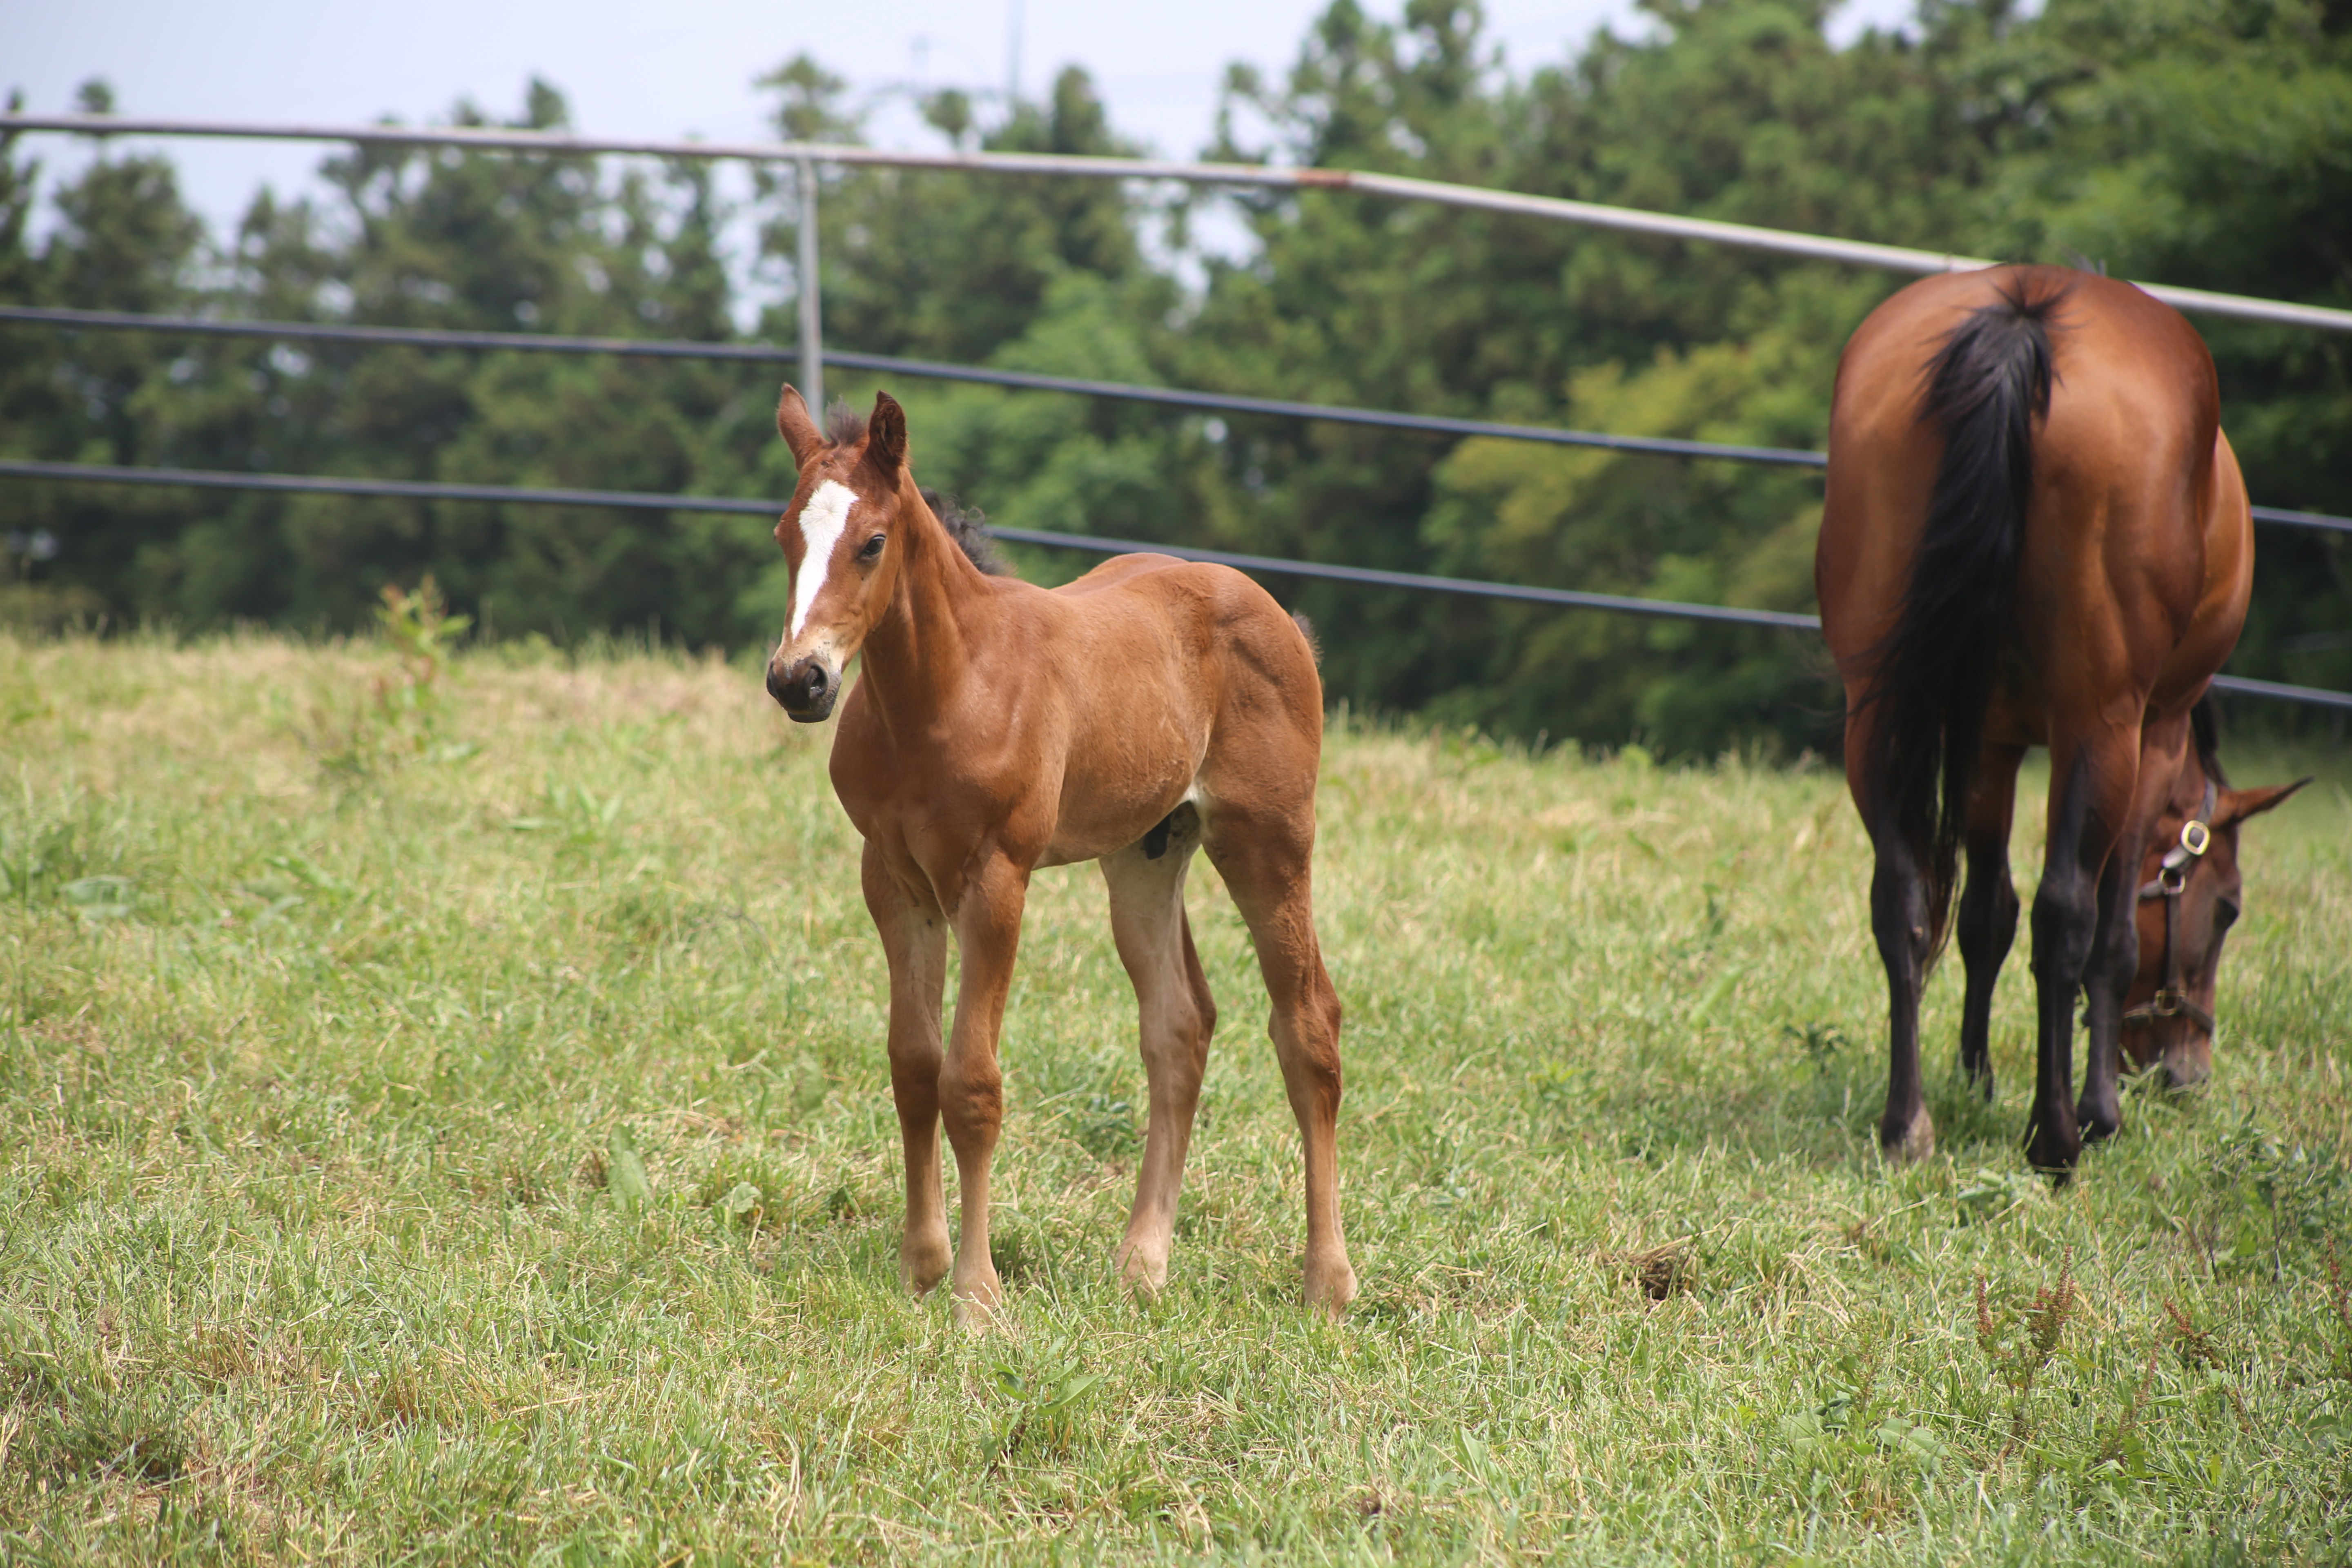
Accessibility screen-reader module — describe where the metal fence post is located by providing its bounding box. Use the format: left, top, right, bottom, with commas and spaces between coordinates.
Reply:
797, 157, 823, 415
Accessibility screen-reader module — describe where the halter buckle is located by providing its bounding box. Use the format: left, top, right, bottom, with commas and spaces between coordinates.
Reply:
2179, 819, 2210, 857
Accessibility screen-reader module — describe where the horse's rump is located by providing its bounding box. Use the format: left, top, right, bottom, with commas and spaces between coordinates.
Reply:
1848, 274, 2069, 951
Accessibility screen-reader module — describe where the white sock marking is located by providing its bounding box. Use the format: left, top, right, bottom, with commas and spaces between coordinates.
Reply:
789, 480, 858, 639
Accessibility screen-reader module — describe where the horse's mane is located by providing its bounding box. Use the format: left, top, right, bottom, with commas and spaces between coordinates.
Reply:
2191, 693, 2228, 787
924, 490, 1009, 577
822, 400, 1009, 577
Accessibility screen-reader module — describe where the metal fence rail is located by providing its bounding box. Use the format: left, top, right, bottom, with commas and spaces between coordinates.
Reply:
7, 457, 2345, 713
0, 305, 1827, 468
7, 113, 2352, 335
6, 304, 2347, 533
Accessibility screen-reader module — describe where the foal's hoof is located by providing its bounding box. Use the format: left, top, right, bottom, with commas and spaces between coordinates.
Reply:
2076, 1097, 2122, 1145
1116, 1241, 1171, 1296
950, 1289, 1009, 1334
948, 1258, 1007, 1331
1303, 1254, 1356, 1322
1879, 1107, 1936, 1165
900, 1235, 952, 1297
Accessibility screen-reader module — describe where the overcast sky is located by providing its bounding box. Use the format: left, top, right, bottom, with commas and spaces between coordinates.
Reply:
7, 0, 1916, 294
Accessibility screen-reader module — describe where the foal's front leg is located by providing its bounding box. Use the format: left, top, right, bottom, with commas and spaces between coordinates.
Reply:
862, 843, 951, 1295
940, 855, 1031, 1323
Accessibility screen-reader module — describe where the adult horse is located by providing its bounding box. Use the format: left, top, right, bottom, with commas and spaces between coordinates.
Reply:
1818, 263, 2294, 1178
764, 386, 1355, 1320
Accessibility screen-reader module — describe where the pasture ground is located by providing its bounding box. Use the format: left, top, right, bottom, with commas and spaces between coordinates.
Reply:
2, 630, 2348, 1564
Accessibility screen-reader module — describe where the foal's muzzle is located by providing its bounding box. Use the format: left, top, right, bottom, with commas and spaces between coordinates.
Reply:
767, 654, 840, 722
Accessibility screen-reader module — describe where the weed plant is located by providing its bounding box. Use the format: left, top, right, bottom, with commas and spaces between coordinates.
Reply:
2, 630, 2348, 1563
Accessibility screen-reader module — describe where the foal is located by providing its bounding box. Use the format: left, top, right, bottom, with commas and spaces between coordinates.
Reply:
764, 387, 1355, 1321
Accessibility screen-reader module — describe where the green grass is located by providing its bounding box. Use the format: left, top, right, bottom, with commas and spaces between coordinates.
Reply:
3, 629, 2349, 1564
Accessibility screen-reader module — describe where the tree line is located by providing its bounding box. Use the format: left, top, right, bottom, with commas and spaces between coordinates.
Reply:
3, 0, 2347, 753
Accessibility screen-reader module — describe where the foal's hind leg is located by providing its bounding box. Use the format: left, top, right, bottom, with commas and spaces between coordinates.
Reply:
1099, 807, 1217, 1292
1956, 744, 2025, 1101
1203, 808, 1355, 1317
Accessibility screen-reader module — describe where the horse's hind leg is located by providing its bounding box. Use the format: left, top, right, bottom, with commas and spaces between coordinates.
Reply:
1099, 806, 1216, 1293
1956, 743, 2025, 1101
1867, 822, 1936, 1162
2026, 727, 2140, 1178
1204, 807, 1355, 1317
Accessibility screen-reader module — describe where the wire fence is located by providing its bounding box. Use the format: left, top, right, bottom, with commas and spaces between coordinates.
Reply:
2, 114, 2345, 712
6, 456, 2345, 714
6, 304, 2345, 534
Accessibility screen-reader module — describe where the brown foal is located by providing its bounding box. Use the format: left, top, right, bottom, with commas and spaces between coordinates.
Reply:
764, 387, 1355, 1322
1818, 265, 2299, 1178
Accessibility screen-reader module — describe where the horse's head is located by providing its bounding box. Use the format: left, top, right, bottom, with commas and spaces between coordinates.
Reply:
766, 386, 913, 722
2122, 762, 2308, 1087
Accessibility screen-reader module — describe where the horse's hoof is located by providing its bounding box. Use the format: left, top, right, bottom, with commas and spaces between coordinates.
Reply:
1303, 1255, 1356, 1321
950, 1283, 1008, 1333
2076, 1098, 2121, 1145
1966, 1068, 1997, 1104
1880, 1108, 1936, 1164
2025, 1128, 2080, 1180
1116, 1241, 1170, 1296
900, 1234, 952, 1296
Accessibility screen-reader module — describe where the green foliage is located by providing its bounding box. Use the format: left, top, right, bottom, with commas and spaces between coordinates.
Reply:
372, 573, 469, 744
3, 1, 2348, 750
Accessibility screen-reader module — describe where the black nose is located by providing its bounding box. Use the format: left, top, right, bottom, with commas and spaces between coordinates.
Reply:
766, 657, 835, 720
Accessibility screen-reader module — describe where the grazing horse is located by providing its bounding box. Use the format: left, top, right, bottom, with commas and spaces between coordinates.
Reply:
764, 386, 1356, 1321
1817, 263, 2294, 1177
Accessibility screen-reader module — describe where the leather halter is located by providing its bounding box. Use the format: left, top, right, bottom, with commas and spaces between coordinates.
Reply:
2120, 776, 2218, 1036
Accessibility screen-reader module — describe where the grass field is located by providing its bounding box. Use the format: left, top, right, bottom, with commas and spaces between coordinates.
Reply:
3, 629, 2349, 1565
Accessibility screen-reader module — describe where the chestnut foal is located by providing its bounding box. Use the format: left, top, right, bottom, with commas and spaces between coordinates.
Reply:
764, 387, 1355, 1322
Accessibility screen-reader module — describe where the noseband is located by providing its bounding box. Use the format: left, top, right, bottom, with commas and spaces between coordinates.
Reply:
2120, 777, 2217, 1036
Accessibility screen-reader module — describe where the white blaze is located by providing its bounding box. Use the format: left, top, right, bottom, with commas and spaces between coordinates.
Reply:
788, 480, 858, 639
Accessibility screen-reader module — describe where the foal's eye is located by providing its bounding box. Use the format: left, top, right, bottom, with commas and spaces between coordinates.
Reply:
858, 533, 887, 562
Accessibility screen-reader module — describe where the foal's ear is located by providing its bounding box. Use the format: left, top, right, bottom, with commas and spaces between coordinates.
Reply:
2217, 777, 2313, 829
776, 384, 826, 469
864, 390, 908, 483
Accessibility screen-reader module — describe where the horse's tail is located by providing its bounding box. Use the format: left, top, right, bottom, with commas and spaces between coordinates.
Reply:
1864, 278, 2067, 953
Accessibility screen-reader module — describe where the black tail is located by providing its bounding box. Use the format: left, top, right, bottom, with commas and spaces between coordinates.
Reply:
1863, 279, 2067, 951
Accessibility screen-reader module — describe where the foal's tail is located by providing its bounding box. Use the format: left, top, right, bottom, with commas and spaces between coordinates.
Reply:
1864, 278, 2067, 953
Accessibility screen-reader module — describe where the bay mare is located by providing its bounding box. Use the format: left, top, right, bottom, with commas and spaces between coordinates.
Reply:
1819, 265, 2302, 1179
764, 387, 1354, 1321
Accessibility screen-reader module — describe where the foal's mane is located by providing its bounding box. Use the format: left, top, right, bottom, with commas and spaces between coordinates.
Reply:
823, 400, 1009, 577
